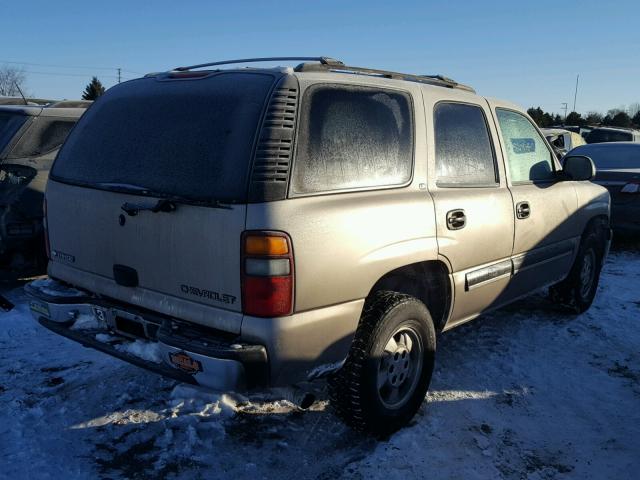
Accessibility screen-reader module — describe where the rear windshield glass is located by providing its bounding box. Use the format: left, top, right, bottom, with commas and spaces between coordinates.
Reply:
0, 112, 28, 154
52, 72, 275, 202
572, 146, 640, 169
586, 129, 633, 143
8, 118, 77, 159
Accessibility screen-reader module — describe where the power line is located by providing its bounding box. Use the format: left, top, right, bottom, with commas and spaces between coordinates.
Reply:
20, 70, 134, 80
0, 59, 144, 75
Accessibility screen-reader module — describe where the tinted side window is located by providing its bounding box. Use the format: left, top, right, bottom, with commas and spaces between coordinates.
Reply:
0, 113, 28, 154
586, 129, 633, 143
292, 85, 413, 194
496, 109, 555, 183
8, 118, 76, 159
434, 103, 497, 186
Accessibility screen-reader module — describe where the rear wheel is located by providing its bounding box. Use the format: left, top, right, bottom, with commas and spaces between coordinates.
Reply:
328, 291, 436, 436
549, 230, 604, 313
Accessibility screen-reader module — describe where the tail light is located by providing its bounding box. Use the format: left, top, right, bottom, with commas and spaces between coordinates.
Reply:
43, 197, 50, 260
241, 231, 294, 317
620, 179, 640, 194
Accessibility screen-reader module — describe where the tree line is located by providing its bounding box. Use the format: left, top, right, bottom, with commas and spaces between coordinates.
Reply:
527, 105, 640, 129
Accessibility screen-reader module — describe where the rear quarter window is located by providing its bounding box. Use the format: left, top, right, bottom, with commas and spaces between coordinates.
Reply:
8, 118, 76, 159
0, 112, 29, 155
292, 85, 413, 194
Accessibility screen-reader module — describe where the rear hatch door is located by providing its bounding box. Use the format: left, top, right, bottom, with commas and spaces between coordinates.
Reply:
46, 72, 278, 332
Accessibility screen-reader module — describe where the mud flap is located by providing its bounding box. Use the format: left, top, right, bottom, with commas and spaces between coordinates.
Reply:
0, 294, 15, 311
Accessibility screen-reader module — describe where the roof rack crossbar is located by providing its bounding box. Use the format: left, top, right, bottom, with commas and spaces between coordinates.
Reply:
295, 62, 475, 93
174, 57, 344, 72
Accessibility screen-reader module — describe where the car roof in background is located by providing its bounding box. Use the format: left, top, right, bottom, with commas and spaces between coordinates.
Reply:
0, 97, 54, 106
589, 126, 640, 133
0, 105, 43, 116
542, 128, 572, 135
0, 102, 89, 117
46, 100, 93, 108
569, 142, 640, 165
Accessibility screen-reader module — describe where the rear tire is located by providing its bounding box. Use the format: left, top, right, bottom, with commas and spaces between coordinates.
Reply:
549, 230, 604, 313
328, 291, 436, 436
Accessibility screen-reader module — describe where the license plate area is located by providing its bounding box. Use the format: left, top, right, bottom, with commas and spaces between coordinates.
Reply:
109, 309, 160, 340
30, 301, 50, 317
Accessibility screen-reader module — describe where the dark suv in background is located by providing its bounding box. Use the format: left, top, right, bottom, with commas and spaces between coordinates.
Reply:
0, 101, 90, 278
586, 127, 640, 144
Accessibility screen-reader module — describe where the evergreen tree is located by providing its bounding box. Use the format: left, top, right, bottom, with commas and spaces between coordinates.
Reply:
609, 111, 632, 128
565, 111, 586, 126
585, 112, 603, 125
527, 107, 555, 127
632, 111, 640, 128
82, 76, 105, 100
527, 107, 546, 126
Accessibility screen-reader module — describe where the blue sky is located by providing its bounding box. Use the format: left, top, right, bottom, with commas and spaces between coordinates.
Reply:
2, 0, 638, 115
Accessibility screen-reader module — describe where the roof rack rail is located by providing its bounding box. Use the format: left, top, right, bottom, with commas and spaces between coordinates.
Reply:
174, 57, 344, 72
295, 62, 475, 93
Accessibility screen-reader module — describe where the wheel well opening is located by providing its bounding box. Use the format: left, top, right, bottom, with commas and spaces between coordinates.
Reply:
368, 261, 452, 332
583, 214, 610, 252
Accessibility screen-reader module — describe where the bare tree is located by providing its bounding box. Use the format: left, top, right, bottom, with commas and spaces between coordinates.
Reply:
627, 102, 640, 118
0, 65, 27, 97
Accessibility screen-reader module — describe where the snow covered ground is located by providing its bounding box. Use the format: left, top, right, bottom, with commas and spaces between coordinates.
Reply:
1, 243, 638, 480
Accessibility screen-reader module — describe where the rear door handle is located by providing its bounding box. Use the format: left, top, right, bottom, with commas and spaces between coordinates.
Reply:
446, 209, 466, 230
516, 201, 531, 219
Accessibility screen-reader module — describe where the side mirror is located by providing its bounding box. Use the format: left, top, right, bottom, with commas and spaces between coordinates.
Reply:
562, 155, 595, 181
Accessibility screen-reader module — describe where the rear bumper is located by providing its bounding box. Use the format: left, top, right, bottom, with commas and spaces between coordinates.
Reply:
25, 280, 268, 391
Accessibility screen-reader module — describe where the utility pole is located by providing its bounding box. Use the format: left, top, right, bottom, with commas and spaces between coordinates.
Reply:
573, 74, 579, 113
117, 68, 121, 84
561, 102, 568, 123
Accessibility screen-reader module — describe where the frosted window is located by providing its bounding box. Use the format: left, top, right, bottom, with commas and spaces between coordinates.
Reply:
434, 103, 497, 186
496, 109, 555, 183
293, 85, 413, 193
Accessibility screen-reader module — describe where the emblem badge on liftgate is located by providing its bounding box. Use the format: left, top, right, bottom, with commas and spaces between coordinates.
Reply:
51, 250, 75, 263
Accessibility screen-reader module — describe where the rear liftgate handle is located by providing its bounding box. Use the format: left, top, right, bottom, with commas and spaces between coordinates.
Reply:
446, 209, 466, 230
516, 201, 531, 219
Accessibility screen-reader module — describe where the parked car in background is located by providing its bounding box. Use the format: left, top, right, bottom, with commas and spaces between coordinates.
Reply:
549, 125, 593, 140
586, 127, 640, 144
0, 97, 54, 106
542, 127, 586, 158
26, 57, 610, 435
567, 142, 640, 235
556, 125, 581, 134
579, 126, 593, 139
0, 101, 90, 279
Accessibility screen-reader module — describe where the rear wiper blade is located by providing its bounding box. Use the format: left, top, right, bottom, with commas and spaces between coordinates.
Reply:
95, 182, 153, 194
121, 196, 233, 216
91, 183, 234, 213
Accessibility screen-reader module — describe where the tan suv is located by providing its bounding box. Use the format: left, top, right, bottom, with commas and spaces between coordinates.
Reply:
26, 57, 611, 435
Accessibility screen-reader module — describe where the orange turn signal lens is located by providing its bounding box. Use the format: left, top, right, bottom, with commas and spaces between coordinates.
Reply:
244, 235, 289, 256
